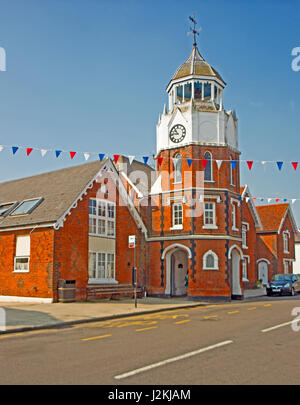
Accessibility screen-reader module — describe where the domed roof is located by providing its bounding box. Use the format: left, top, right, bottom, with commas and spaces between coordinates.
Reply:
171, 46, 225, 84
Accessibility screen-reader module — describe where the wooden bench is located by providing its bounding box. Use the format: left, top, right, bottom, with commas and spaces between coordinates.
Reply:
86, 284, 144, 301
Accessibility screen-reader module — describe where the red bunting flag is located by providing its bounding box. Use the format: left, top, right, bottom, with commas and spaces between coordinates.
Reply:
292, 162, 298, 171
247, 161, 253, 170
157, 157, 163, 166
113, 155, 120, 164
275, 198, 280, 202
26, 148, 33, 156
253, 197, 256, 201
70, 151, 76, 159
202, 159, 208, 169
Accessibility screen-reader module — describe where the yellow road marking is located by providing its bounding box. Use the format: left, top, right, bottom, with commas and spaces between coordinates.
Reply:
203, 315, 218, 319
174, 319, 191, 325
247, 307, 257, 311
136, 326, 158, 332
264, 304, 272, 307
81, 334, 112, 341
227, 310, 239, 314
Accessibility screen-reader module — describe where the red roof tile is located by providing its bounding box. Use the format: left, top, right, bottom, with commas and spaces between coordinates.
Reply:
256, 203, 289, 231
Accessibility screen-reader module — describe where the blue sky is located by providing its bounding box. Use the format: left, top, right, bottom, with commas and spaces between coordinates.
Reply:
0, 0, 300, 224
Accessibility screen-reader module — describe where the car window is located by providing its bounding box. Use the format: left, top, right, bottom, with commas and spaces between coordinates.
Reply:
273, 275, 291, 281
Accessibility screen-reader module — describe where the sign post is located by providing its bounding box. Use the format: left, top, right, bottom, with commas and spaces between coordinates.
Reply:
128, 235, 137, 308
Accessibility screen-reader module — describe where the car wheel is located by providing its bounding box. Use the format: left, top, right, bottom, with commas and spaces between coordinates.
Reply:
267, 292, 272, 296
291, 287, 295, 296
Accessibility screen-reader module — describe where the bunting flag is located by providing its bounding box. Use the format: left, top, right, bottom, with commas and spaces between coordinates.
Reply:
12, 146, 18, 155
216, 160, 223, 170
99, 153, 105, 162
187, 159, 193, 168
292, 162, 298, 171
83, 153, 90, 161
26, 148, 33, 156
245, 197, 250, 203
292, 199, 296, 204
267, 198, 272, 203
275, 198, 280, 202
143, 156, 149, 166
41, 149, 48, 157
247, 161, 253, 170
0, 145, 4, 152
277, 161, 283, 171
230, 161, 237, 170
201, 159, 208, 169
70, 151, 76, 160
157, 157, 163, 166
55, 150, 62, 158
261, 161, 268, 170
113, 155, 120, 164
128, 155, 135, 165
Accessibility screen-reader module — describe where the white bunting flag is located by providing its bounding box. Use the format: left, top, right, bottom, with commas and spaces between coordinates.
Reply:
128, 155, 135, 165
267, 198, 272, 203
216, 160, 223, 170
245, 197, 250, 203
0, 145, 4, 152
291, 199, 296, 204
40, 149, 48, 157
84, 153, 90, 161
261, 161, 268, 171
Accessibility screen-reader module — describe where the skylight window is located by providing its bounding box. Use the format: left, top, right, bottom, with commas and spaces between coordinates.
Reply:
0, 202, 17, 216
10, 198, 43, 215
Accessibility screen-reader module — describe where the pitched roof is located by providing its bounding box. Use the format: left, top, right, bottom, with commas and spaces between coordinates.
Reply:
256, 203, 289, 232
0, 160, 106, 230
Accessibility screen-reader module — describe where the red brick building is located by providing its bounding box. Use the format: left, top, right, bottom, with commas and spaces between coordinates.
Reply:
0, 43, 297, 302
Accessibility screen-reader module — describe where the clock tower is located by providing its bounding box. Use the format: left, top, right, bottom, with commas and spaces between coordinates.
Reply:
148, 21, 244, 301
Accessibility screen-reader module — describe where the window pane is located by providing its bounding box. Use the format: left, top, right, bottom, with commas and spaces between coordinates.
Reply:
108, 203, 115, 219
107, 254, 115, 279
89, 218, 96, 234
88, 252, 96, 279
107, 221, 115, 236
98, 219, 106, 235
15, 257, 29, 271
98, 201, 106, 217
12, 199, 41, 215
206, 254, 214, 268
89, 199, 96, 215
97, 253, 106, 278
204, 152, 212, 181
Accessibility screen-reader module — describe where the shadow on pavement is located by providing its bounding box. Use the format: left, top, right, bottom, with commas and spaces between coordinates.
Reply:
2, 307, 60, 327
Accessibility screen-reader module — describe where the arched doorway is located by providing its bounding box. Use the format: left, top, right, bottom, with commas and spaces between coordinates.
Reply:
162, 244, 191, 297
229, 245, 243, 299
258, 260, 269, 285
170, 250, 188, 296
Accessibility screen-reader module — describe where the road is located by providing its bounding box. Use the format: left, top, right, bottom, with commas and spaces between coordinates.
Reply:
0, 296, 300, 385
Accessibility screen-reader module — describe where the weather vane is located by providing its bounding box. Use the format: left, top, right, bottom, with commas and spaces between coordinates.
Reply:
188, 14, 202, 48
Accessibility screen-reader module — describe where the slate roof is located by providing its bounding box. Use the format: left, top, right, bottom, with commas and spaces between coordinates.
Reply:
0, 160, 106, 230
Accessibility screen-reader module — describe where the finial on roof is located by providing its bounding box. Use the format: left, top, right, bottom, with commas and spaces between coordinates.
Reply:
188, 13, 202, 48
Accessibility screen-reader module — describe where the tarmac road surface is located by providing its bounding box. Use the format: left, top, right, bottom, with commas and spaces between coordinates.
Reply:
0, 296, 300, 385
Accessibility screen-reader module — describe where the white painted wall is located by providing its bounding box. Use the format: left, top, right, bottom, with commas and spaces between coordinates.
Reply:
293, 243, 300, 274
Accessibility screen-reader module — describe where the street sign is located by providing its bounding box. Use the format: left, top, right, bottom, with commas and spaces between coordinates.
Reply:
128, 235, 136, 248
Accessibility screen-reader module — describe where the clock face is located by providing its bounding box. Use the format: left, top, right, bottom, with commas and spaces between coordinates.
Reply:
169, 124, 186, 143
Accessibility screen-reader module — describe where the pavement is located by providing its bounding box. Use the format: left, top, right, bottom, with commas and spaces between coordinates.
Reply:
0, 287, 266, 334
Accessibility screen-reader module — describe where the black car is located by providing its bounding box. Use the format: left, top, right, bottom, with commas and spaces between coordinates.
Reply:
266, 274, 300, 296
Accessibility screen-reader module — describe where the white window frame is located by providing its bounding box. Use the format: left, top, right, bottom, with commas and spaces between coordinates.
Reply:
231, 202, 238, 231
203, 202, 217, 229
204, 151, 213, 182
173, 153, 182, 184
242, 224, 248, 249
283, 231, 289, 254
230, 157, 234, 186
242, 259, 248, 281
171, 202, 183, 230
14, 235, 30, 273
88, 251, 117, 284
283, 260, 289, 274
203, 250, 219, 270
89, 198, 116, 238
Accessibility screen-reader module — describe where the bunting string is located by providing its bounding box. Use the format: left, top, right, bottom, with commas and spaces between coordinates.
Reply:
0, 143, 300, 171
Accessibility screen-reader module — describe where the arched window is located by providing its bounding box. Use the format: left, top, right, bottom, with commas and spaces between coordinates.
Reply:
204, 151, 213, 181
203, 250, 219, 270
173, 153, 182, 183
